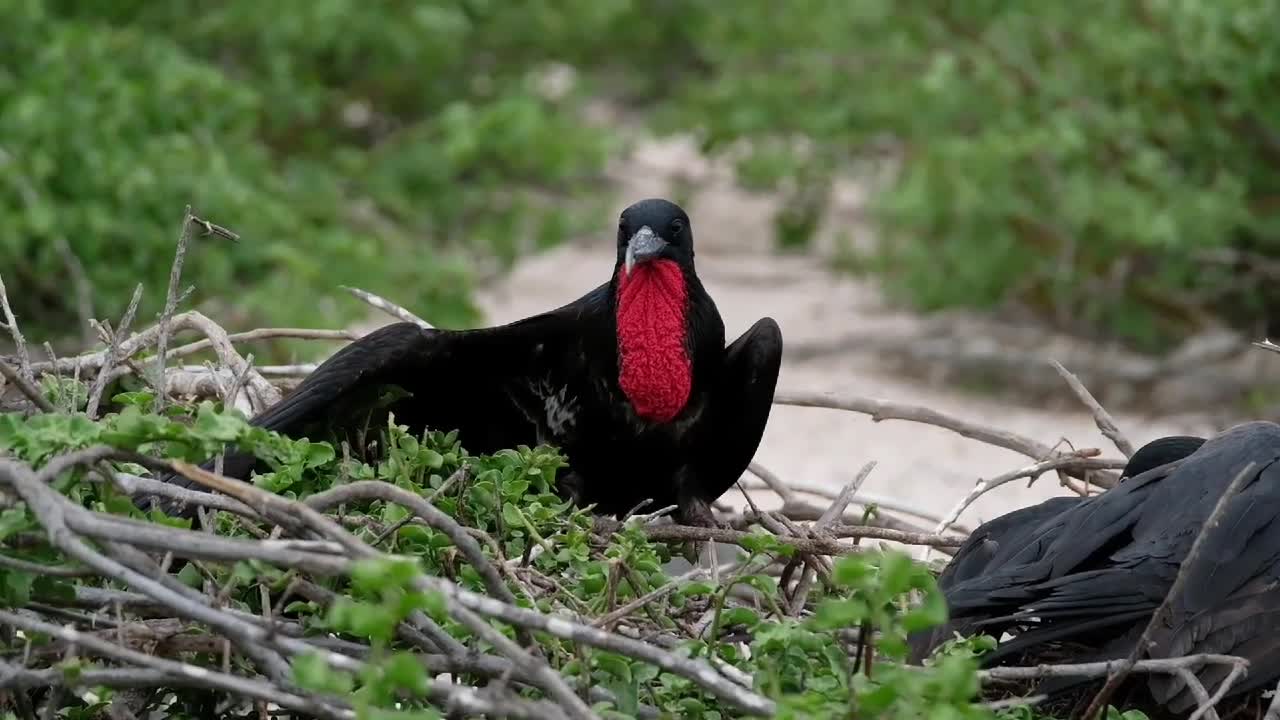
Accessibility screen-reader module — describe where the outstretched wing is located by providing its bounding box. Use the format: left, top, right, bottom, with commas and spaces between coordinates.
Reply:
142, 285, 611, 514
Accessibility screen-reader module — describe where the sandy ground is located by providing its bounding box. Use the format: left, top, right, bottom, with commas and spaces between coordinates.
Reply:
470, 136, 1217, 532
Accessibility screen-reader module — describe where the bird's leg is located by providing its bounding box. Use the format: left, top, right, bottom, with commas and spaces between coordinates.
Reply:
680, 318, 783, 522
554, 467, 586, 507
675, 481, 722, 528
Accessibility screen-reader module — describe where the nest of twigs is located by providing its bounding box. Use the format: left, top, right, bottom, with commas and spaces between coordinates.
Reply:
3, 209, 1258, 720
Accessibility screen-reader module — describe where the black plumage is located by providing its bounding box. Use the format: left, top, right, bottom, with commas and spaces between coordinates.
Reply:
140, 198, 783, 527
908, 435, 1205, 663
921, 424, 1280, 715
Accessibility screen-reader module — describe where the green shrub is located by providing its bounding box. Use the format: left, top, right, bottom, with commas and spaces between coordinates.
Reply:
1, 0, 619, 343
642, 1, 1280, 351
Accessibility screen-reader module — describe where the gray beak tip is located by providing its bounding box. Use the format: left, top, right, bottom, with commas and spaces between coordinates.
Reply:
624, 226, 666, 276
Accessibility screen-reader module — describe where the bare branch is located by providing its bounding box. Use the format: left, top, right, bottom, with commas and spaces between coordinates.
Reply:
153, 207, 195, 411
0, 610, 352, 720
789, 461, 876, 613
1050, 359, 1135, 457
933, 450, 1118, 536
86, 283, 144, 417
773, 389, 1120, 489
340, 285, 433, 328
0, 357, 54, 412
630, 519, 964, 551
0, 271, 31, 381
979, 653, 1246, 682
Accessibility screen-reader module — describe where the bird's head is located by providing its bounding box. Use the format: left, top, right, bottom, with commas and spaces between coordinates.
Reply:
615, 198, 694, 276
611, 198, 697, 424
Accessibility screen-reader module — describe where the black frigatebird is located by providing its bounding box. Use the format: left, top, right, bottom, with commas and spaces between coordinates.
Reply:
907, 434, 1206, 664
143, 198, 783, 526
921, 424, 1280, 715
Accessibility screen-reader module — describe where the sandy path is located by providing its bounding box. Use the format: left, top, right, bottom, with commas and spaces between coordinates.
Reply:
471, 137, 1216, 531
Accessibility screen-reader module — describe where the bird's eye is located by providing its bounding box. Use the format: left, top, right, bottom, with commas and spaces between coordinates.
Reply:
669, 219, 685, 235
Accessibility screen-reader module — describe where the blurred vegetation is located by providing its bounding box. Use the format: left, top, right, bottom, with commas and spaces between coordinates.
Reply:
0, 0, 622, 342
3, 1, 1279, 353
641, 0, 1280, 352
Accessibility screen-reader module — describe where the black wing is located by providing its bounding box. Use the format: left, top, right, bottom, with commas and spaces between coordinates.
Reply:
140, 285, 610, 514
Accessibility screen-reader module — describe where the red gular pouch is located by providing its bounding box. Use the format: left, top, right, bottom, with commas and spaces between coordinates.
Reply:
615, 258, 693, 424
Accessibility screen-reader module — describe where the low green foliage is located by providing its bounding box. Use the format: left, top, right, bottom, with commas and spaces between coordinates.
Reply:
0, 385, 1150, 718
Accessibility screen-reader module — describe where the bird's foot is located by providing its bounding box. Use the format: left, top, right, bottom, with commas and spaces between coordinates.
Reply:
675, 495, 726, 529
554, 470, 585, 507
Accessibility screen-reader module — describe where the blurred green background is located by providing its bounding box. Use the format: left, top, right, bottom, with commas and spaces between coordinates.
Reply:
3, 0, 1278, 354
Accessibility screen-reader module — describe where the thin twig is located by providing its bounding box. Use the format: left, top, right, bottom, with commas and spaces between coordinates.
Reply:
932, 450, 1114, 536
1050, 359, 1135, 457
978, 653, 1247, 682
153, 207, 195, 412
0, 611, 350, 720
789, 461, 876, 613
0, 272, 31, 381
86, 283, 144, 417
0, 358, 54, 412
634, 520, 964, 551
773, 389, 1120, 489
340, 285, 433, 329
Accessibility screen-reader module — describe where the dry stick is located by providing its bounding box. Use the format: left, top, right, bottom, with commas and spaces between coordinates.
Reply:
109, 472, 259, 519
86, 283, 144, 417
590, 563, 731, 629
426, 577, 776, 715
789, 461, 876, 614
1050, 359, 1135, 458
747, 461, 796, 506
1253, 339, 1280, 355
642, 521, 963, 551
224, 352, 255, 417
172, 464, 513, 653
0, 553, 88, 577
773, 389, 1121, 489
32, 327, 358, 376
171, 460, 774, 716
1188, 661, 1248, 720
154, 207, 195, 412
167, 328, 358, 360
290, 476, 514, 609
0, 358, 54, 412
738, 477, 961, 529
932, 450, 1117, 537
978, 654, 1246, 682
1081, 461, 1259, 720
298, 477, 527, 623
167, 312, 281, 412
340, 285, 434, 328
0, 612, 352, 720
1, 458, 313, 683
449, 604, 597, 720
1264, 674, 1280, 720
0, 272, 31, 380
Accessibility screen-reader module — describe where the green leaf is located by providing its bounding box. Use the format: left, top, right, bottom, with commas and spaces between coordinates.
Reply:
0, 570, 36, 606
292, 651, 354, 695
720, 607, 759, 628
678, 581, 716, 598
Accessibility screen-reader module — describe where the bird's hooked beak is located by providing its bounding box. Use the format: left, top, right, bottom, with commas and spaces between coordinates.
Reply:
624, 226, 668, 276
